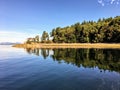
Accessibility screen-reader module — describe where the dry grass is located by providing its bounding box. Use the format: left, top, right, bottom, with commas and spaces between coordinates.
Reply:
13, 43, 120, 49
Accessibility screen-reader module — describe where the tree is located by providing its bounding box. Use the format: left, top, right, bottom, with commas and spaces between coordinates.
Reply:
26, 38, 35, 44
35, 35, 39, 43
41, 31, 49, 42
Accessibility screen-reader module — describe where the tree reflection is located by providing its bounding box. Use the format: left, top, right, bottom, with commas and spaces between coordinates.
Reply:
41, 48, 49, 59
25, 48, 40, 56
25, 48, 120, 72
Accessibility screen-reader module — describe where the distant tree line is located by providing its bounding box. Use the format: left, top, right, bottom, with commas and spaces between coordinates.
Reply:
26, 16, 120, 43
50, 16, 120, 43
25, 31, 52, 44
26, 35, 40, 44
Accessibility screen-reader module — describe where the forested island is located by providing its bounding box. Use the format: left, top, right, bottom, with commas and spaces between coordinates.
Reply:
14, 16, 120, 48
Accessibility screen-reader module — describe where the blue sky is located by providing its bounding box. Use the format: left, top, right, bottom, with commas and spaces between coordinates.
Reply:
0, 0, 120, 42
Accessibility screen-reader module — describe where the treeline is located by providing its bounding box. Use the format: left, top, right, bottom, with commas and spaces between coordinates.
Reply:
26, 16, 120, 43
26, 31, 53, 44
51, 16, 120, 43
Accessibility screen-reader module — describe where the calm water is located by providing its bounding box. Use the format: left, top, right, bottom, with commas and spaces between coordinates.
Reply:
0, 45, 120, 90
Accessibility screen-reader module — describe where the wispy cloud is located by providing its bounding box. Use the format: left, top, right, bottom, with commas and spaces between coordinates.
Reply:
116, 1, 119, 4
98, 0, 120, 6
111, 0, 115, 4
98, 0, 105, 6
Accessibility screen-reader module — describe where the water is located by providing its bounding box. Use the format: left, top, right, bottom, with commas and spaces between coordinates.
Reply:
0, 45, 120, 90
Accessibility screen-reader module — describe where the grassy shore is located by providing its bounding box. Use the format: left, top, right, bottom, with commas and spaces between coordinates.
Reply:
13, 43, 120, 49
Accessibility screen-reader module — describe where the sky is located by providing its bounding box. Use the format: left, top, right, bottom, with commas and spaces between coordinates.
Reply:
0, 0, 120, 43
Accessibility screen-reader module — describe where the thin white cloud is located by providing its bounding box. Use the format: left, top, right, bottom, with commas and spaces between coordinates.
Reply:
98, 0, 105, 6
98, 0, 102, 4
111, 0, 115, 4
116, 0, 120, 4
98, 0, 120, 6
117, 1, 119, 4
101, 2, 105, 6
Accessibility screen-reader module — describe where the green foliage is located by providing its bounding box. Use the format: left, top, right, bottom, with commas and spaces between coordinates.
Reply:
41, 31, 49, 41
35, 35, 39, 43
49, 16, 120, 43
26, 35, 40, 44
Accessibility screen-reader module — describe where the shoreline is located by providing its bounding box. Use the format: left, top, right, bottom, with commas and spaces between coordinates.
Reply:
13, 43, 120, 49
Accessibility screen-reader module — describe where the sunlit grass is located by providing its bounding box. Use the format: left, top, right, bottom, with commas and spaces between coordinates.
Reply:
13, 43, 120, 49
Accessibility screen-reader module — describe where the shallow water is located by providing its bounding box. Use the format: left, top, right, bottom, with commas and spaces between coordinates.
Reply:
0, 45, 120, 90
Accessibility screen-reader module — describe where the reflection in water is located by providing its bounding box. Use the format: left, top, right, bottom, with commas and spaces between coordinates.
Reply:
25, 48, 120, 72
1, 46, 120, 90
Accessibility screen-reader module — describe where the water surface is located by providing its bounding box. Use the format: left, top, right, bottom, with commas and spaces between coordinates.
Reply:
0, 45, 120, 90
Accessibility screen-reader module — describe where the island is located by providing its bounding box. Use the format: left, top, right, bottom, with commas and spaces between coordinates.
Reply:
13, 16, 120, 49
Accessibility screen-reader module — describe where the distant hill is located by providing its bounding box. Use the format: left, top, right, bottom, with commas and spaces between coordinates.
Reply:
0, 42, 21, 45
